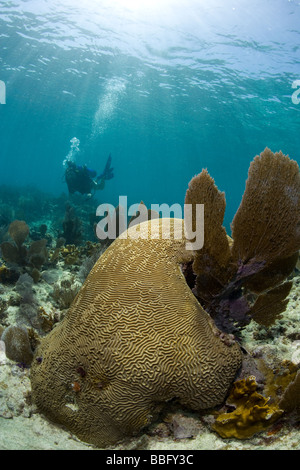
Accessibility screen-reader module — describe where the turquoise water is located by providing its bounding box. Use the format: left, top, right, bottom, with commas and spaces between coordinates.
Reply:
0, 0, 300, 230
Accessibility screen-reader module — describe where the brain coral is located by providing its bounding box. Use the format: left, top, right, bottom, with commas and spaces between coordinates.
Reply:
31, 218, 242, 448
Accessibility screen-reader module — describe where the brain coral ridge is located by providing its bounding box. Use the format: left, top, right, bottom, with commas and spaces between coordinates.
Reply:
31, 218, 242, 448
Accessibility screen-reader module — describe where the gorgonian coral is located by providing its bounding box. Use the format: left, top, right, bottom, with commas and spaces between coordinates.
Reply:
185, 148, 300, 335
0, 220, 48, 282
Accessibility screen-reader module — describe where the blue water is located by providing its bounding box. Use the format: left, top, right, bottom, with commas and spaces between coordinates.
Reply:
0, 0, 300, 230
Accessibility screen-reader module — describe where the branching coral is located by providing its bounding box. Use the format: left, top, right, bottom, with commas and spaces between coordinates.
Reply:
185, 148, 300, 335
60, 244, 80, 266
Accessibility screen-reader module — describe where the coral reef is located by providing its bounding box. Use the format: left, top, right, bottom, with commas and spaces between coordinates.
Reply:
0, 148, 299, 450
50, 277, 81, 310
30, 223, 48, 241
0, 220, 48, 281
36, 306, 60, 333
0, 184, 104, 247
185, 148, 300, 335
15, 273, 35, 304
0, 220, 29, 265
30, 218, 242, 448
0, 185, 57, 225
0, 264, 19, 284
279, 369, 300, 415
77, 243, 106, 282
60, 244, 80, 266
61, 204, 82, 245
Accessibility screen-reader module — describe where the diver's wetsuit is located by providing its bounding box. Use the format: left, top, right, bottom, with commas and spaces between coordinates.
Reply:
65, 155, 113, 195
65, 163, 96, 195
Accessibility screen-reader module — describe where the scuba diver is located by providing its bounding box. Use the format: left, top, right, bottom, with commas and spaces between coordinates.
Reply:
65, 154, 114, 196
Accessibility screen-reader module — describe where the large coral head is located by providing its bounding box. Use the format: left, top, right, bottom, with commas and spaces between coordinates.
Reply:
30, 218, 242, 448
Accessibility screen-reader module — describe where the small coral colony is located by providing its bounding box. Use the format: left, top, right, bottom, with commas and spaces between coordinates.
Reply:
0, 148, 300, 447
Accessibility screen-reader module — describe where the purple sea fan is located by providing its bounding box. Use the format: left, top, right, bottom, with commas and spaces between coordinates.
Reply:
236, 258, 266, 281
185, 148, 300, 334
